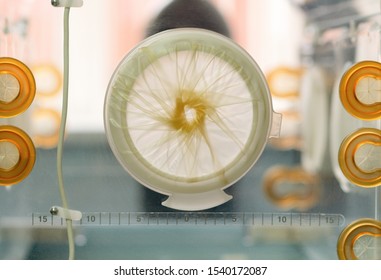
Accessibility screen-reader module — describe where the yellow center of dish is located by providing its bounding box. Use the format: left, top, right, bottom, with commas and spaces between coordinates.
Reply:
170, 91, 208, 133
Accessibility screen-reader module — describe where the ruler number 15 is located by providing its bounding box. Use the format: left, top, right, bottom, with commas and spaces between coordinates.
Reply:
39, 215, 48, 223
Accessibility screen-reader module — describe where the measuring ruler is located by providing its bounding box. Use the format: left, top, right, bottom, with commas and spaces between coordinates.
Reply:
31, 212, 345, 228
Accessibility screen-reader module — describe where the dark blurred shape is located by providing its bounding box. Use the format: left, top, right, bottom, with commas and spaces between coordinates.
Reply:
290, 0, 359, 25
145, 0, 231, 38
290, 0, 355, 15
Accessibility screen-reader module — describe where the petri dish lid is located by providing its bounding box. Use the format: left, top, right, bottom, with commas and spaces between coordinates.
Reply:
104, 28, 280, 210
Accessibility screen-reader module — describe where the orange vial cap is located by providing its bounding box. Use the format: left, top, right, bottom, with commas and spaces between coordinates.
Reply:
0, 125, 36, 186
337, 218, 381, 260
338, 128, 381, 188
0, 57, 36, 117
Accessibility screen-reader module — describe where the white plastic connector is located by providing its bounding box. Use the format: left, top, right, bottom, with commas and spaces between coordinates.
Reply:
50, 206, 82, 221
269, 112, 282, 138
51, 0, 83, 7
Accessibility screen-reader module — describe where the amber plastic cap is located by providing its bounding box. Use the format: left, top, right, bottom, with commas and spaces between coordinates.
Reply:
339, 61, 381, 120
32, 64, 62, 98
0, 125, 36, 186
267, 67, 303, 99
263, 166, 320, 210
0, 57, 36, 118
32, 108, 61, 149
338, 128, 381, 188
337, 218, 381, 260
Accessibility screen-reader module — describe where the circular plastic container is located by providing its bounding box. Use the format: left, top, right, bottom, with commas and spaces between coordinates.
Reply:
338, 127, 381, 188
0, 125, 36, 186
32, 108, 61, 149
0, 57, 36, 118
104, 28, 281, 210
267, 66, 302, 99
263, 166, 320, 211
339, 60, 381, 120
32, 64, 62, 98
337, 218, 381, 260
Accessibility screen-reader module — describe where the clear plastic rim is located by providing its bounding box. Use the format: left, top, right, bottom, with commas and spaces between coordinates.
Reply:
104, 28, 274, 197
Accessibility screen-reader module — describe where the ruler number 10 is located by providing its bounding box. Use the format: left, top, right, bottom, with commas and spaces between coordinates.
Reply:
86, 215, 97, 223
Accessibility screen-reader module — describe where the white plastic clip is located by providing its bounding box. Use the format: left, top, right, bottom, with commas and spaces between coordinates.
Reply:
50, 206, 82, 221
269, 112, 282, 138
51, 0, 83, 8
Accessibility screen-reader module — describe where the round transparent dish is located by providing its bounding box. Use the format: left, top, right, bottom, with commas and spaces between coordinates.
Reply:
104, 28, 281, 210
0, 57, 36, 118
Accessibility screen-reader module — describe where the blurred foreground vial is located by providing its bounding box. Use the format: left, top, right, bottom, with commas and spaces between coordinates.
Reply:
146, 0, 231, 37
